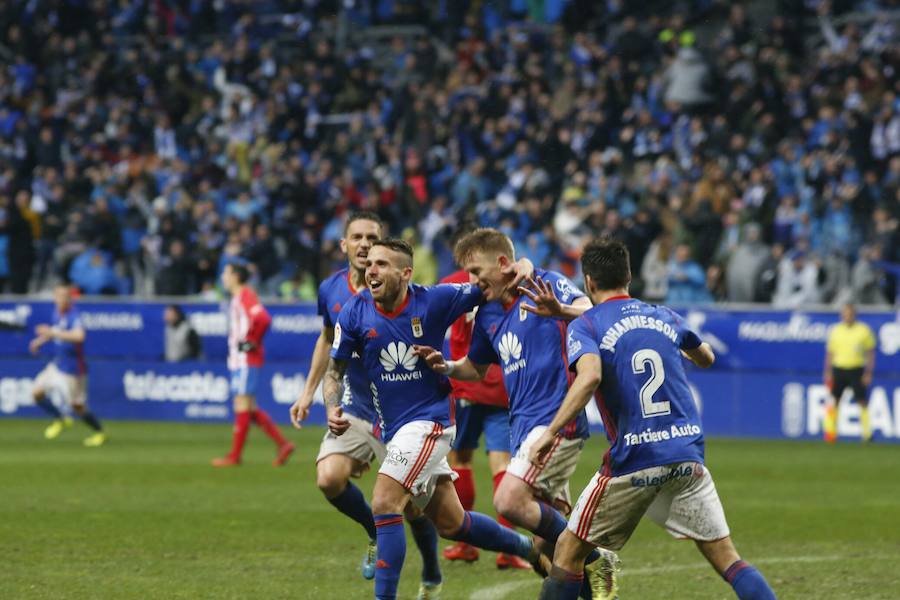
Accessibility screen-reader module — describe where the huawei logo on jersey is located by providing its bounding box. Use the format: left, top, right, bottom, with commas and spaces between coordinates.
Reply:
498, 332, 527, 375
379, 342, 423, 382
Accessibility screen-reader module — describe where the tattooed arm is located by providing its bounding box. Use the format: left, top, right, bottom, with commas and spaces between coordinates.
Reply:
323, 358, 351, 436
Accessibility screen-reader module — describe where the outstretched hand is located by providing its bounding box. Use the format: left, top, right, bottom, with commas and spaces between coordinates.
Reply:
517, 276, 563, 318
413, 345, 450, 374
501, 257, 534, 293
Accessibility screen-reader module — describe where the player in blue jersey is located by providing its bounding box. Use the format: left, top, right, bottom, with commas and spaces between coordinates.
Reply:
29, 284, 106, 447
414, 228, 617, 598
531, 239, 776, 600
326, 239, 539, 600
289, 212, 444, 598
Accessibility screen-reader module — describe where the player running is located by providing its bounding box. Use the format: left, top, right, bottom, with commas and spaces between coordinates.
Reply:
289, 213, 445, 598
326, 239, 539, 600
29, 284, 106, 447
212, 262, 295, 467
415, 228, 617, 597
532, 239, 776, 600
440, 268, 530, 570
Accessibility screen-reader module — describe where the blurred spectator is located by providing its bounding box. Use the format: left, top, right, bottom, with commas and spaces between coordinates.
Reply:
665, 243, 712, 305
726, 224, 769, 302
641, 232, 673, 303
69, 249, 125, 296
847, 245, 890, 305
279, 268, 317, 302
164, 305, 202, 362
0, 204, 8, 292
773, 250, 821, 308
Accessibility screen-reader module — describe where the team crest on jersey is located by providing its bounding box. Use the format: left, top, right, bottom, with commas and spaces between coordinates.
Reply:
332, 302, 342, 313
411, 317, 423, 338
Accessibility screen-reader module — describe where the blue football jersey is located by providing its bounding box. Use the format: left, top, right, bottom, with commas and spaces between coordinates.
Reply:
331, 282, 483, 441
317, 268, 376, 425
566, 296, 704, 477
468, 270, 589, 453
51, 307, 86, 376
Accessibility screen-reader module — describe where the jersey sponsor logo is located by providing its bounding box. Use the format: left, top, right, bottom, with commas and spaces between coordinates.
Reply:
879, 321, 900, 355
384, 446, 410, 467
622, 423, 701, 447
379, 342, 423, 382
498, 332, 526, 374
599, 316, 678, 352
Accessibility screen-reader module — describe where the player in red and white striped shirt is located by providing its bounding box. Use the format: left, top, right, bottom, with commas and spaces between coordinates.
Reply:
212, 262, 295, 467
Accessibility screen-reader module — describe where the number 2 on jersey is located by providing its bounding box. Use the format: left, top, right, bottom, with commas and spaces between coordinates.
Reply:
631, 349, 671, 418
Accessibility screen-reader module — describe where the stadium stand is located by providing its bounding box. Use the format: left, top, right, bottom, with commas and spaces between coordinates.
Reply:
0, 0, 898, 305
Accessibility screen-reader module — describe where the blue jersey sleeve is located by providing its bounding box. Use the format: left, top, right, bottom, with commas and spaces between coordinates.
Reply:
330, 301, 361, 361
468, 315, 499, 365
661, 307, 702, 350
431, 283, 484, 329
317, 280, 334, 328
68, 310, 84, 330
566, 315, 600, 372
544, 271, 585, 305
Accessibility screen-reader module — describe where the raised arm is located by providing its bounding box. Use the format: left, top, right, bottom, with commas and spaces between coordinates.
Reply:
290, 325, 335, 428
529, 353, 602, 465
413, 345, 490, 382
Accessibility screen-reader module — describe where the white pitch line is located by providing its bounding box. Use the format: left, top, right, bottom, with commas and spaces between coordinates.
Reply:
469, 553, 895, 599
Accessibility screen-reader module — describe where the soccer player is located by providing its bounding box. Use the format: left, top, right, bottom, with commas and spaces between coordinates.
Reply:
326, 239, 538, 600
212, 262, 295, 467
414, 228, 616, 597
29, 284, 106, 447
823, 303, 876, 442
290, 212, 445, 598
532, 239, 776, 600
440, 268, 529, 570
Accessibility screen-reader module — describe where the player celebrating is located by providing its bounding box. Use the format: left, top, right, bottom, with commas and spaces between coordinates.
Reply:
212, 262, 295, 467
823, 303, 876, 442
29, 284, 106, 447
326, 239, 538, 600
290, 212, 445, 598
415, 228, 616, 597
439, 268, 529, 570
532, 239, 776, 600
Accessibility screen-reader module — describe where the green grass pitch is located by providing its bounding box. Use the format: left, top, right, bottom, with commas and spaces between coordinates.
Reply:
2, 419, 899, 599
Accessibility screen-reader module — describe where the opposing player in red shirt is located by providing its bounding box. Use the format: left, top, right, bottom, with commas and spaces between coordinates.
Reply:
212, 262, 295, 467
440, 269, 530, 570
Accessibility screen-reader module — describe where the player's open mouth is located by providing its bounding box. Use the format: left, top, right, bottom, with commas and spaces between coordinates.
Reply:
369, 278, 383, 291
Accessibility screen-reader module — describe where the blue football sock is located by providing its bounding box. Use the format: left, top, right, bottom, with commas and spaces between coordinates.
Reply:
374, 514, 406, 600
449, 511, 532, 558
539, 565, 584, 600
535, 501, 567, 542
36, 398, 62, 419
327, 482, 377, 540
724, 560, 777, 600
81, 411, 102, 432
408, 516, 441, 584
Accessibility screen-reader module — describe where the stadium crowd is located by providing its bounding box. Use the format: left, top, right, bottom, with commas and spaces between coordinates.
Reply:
0, 0, 899, 306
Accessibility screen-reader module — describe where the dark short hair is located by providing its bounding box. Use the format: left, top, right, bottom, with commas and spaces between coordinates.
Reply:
345, 211, 384, 235
225, 262, 250, 283
453, 228, 515, 266
372, 238, 414, 267
581, 238, 631, 291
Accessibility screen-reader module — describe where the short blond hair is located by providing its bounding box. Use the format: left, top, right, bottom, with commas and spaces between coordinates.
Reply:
453, 228, 515, 266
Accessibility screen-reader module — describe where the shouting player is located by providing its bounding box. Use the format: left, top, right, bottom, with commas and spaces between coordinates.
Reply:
29, 284, 106, 447
212, 262, 295, 467
415, 228, 616, 597
532, 239, 776, 600
440, 268, 529, 570
290, 212, 445, 598
326, 239, 539, 600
